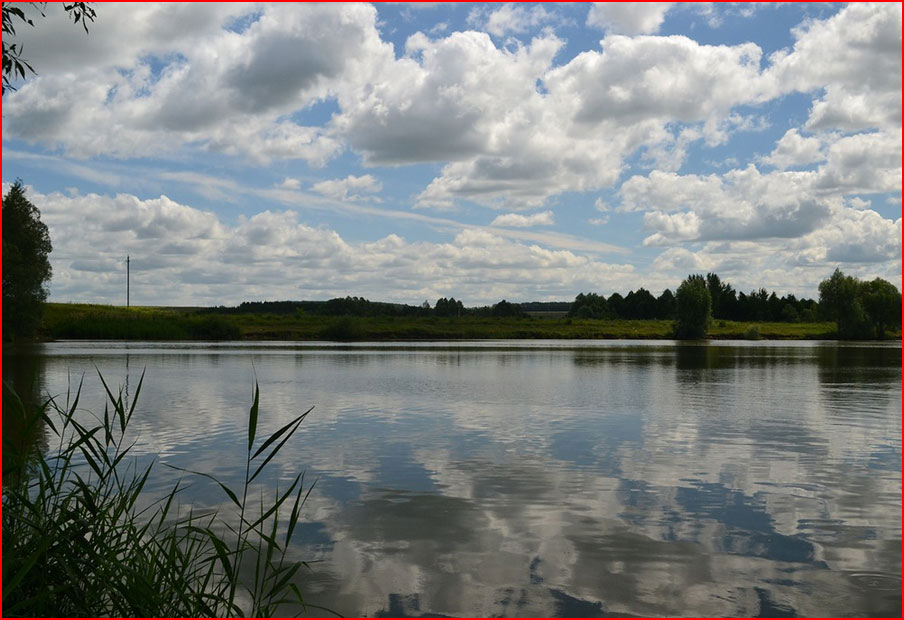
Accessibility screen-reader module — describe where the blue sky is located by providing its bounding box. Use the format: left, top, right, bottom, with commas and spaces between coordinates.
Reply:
2, 2, 900, 306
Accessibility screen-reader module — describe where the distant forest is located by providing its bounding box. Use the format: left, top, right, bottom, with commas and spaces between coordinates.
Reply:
202, 273, 822, 323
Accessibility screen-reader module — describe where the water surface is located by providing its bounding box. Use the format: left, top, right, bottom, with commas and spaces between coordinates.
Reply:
5, 340, 901, 617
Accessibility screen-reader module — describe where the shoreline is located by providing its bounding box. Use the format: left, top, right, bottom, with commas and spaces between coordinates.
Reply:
30, 302, 887, 343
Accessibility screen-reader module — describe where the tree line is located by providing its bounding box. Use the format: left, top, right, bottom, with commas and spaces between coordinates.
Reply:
568, 274, 820, 323
203, 296, 527, 319
665, 271, 900, 340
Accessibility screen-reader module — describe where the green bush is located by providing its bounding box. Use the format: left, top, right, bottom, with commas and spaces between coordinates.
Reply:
2, 374, 326, 617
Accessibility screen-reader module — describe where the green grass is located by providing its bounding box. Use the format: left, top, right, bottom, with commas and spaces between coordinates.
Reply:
42, 303, 240, 340
2, 373, 329, 617
42, 302, 889, 341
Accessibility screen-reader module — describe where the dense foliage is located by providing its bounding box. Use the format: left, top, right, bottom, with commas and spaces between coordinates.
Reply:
568, 292, 608, 319
3, 181, 53, 341
818, 269, 901, 339
566, 275, 818, 324
674, 274, 713, 339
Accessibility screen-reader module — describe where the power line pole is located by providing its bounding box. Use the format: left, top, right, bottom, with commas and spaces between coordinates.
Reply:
126, 255, 130, 307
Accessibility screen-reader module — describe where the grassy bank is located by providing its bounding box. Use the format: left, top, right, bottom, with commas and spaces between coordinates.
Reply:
38, 302, 860, 341
42, 303, 241, 340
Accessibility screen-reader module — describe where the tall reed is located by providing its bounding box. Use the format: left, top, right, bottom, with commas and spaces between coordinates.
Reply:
2, 372, 329, 617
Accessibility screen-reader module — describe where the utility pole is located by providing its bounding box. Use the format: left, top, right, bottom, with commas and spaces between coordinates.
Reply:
126, 255, 130, 307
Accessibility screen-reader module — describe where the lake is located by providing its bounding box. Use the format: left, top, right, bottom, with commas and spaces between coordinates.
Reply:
4, 340, 901, 617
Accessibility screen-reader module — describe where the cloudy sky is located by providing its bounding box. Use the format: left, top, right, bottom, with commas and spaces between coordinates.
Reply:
2, 2, 900, 306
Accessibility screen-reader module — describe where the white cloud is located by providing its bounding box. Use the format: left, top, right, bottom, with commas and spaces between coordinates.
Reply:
812, 209, 902, 264
619, 122, 900, 247
18, 186, 636, 306
766, 2, 902, 132
594, 197, 612, 212
847, 197, 871, 210
761, 129, 824, 170
1, 2, 899, 294
651, 246, 709, 273
586, 3, 674, 35
410, 32, 775, 209
2, 3, 387, 163
814, 131, 902, 194
490, 211, 555, 227
621, 166, 833, 245
279, 177, 301, 190
311, 175, 382, 201
473, 3, 558, 38
547, 35, 767, 127
5, 3, 896, 216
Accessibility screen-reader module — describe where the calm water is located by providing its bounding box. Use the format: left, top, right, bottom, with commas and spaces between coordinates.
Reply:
4, 340, 901, 617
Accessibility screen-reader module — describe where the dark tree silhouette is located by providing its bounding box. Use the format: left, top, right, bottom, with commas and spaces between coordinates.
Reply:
674, 274, 712, 339
3, 181, 53, 340
568, 292, 607, 319
656, 288, 677, 319
491, 299, 523, 318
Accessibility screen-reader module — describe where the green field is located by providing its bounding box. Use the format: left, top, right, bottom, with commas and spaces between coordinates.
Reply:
38, 302, 861, 341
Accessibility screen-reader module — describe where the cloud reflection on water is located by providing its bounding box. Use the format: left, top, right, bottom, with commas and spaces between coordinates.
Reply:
10, 341, 901, 617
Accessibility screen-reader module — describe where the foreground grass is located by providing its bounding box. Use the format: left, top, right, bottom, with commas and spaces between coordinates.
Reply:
2, 373, 324, 617
41, 302, 867, 341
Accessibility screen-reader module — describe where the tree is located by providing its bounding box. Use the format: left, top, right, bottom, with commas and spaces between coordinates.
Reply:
655, 288, 676, 319
705, 272, 738, 319
858, 277, 901, 339
491, 299, 522, 318
674, 274, 712, 339
3, 2, 96, 94
624, 288, 657, 319
818, 269, 870, 339
435, 297, 464, 317
568, 292, 607, 319
3, 181, 53, 340
606, 292, 625, 318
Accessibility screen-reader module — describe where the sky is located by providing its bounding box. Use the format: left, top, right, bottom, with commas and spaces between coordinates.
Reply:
1, 2, 901, 307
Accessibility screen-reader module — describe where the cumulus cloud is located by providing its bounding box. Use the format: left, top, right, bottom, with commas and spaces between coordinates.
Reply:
621, 166, 832, 245
3, 4, 784, 208
547, 35, 767, 127
312, 175, 382, 201
2, 3, 386, 163
760, 129, 824, 170
814, 130, 902, 194
586, 3, 674, 35
4, 3, 898, 214
471, 3, 558, 38
1, 3, 900, 297
619, 119, 900, 247
15, 186, 638, 306
766, 2, 902, 132
490, 211, 555, 227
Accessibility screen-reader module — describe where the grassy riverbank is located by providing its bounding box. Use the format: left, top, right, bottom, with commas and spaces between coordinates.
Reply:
39, 302, 859, 341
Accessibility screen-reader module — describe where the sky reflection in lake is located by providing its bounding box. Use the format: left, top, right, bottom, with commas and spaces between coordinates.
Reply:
6, 340, 900, 617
